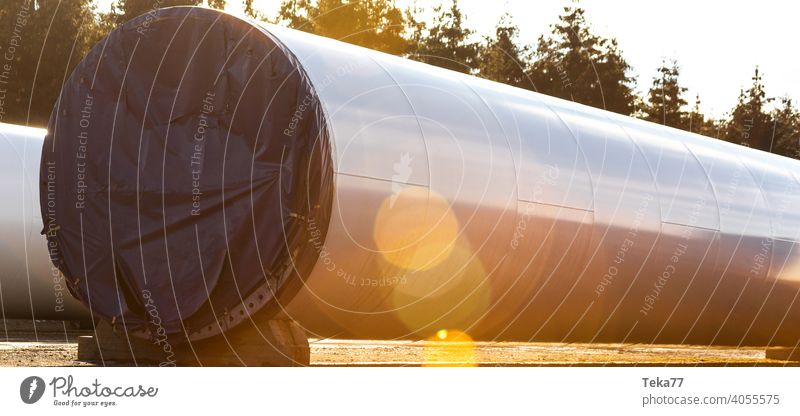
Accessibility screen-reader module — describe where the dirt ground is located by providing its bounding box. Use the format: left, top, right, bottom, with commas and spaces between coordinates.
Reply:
0, 320, 796, 366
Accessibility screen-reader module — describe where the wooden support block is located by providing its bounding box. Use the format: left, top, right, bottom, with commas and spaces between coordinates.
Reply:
76, 319, 309, 366
187, 319, 310, 366
77, 321, 166, 364
76, 335, 99, 362
766, 347, 800, 361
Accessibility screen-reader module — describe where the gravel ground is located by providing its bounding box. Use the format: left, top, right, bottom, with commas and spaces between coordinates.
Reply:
0, 320, 795, 366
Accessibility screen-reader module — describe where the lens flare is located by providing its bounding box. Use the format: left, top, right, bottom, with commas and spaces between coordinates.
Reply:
423, 329, 477, 366
373, 187, 458, 271
391, 241, 491, 334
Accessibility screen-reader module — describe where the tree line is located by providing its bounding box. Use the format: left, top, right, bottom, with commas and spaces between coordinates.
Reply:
1, 0, 797, 158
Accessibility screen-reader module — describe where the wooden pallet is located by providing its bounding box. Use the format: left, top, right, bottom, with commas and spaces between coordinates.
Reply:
77, 319, 310, 366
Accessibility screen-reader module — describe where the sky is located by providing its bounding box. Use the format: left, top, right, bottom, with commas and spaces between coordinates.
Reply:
96, 0, 800, 118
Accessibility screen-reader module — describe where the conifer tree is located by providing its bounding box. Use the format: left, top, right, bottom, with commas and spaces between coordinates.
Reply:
770, 97, 800, 158
641, 60, 687, 129
528, 5, 636, 115
478, 14, 530, 89
277, 0, 407, 55
406, 0, 478, 73
0, 0, 104, 126
724, 67, 773, 150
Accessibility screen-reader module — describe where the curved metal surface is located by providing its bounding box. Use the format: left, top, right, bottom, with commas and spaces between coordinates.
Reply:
0, 123, 87, 320
267, 21, 800, 345
4, 7, 799, 346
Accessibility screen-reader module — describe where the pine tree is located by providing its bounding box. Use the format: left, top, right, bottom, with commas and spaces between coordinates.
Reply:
641, 59, 687, 129
724, 67, 773, 150
685, 95, 720, 137
104, 0, 203, 25
686, 95, 703, 133
528, 5, 636, 115
243, 0, 267, 20
406, 0, 478, 74
277, 0, 407, 55
477, 14, 530, 89
770, 97, 800, 159
243, 0, 256, 18
276, 0, 312, 29
0, 0, 104, 126
207, 0, 226, 10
